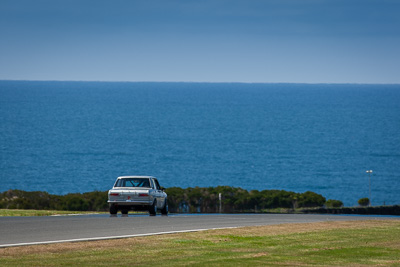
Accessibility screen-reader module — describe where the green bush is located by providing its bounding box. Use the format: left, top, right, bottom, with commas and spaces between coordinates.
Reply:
165, 187, 186, 212
358, 198, 370, 207
0, 189, 108, 211
325, 199, 344, 208
298, 191, 326, 208
1, 187, 332, 213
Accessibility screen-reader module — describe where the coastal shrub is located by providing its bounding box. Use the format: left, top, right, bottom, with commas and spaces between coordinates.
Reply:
63, 194, 89, 211
358, 198, 370, 207
82, 191, 109, 211
258, 190, 296, 209
1, 187, 330, 213
0, 190, 108, 211
298, 191, 326, 208
165, 187, 186, 212
165, 187, 327, 212
186, 187, 204, 212
325, 199, 344, 208
0, 190, 54, 210
247, 190, 261, 208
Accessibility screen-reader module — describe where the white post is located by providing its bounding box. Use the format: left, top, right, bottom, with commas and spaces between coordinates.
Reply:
219, 193, 222, 213
366, 170, 373, 206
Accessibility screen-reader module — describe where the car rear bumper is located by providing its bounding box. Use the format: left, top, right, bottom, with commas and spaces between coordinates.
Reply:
108, 200, 152, 206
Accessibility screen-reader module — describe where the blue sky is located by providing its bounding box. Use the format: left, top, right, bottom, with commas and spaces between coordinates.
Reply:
1, 0, 399, 83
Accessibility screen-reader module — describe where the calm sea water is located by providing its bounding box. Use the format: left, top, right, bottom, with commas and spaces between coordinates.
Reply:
1, 81, 399, 206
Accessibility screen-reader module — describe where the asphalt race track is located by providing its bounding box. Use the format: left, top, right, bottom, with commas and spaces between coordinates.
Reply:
0, 213, 398, 247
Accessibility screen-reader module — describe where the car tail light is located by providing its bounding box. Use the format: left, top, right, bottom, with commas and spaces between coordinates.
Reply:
110, 193, 120, 196
139, 193, 149, 197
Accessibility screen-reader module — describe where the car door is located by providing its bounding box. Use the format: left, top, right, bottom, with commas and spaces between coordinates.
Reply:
152, 178, 165, 208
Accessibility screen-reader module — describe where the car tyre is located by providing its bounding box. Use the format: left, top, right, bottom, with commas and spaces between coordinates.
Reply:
149, 200, 157, 216
161, 199, 168, 215
121, 208, 129, 215
110, 205, 118, 215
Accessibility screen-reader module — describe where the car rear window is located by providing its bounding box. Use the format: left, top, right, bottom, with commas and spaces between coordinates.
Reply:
115, 178, 151, 188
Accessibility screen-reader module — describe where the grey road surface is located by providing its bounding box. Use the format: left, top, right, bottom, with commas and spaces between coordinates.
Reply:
0, 213, 397, 248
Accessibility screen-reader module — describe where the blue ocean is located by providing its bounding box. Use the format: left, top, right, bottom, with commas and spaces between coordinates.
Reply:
1, 81, 399, 207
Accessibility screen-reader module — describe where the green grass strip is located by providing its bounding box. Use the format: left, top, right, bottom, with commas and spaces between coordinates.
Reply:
0, 209, 105, 216
1, 220, 399, 266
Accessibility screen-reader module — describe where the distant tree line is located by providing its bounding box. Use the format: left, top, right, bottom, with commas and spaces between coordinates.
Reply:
165, 186, 328, 213
302, 205, 400, 216
0, 187, 336, 212
0, 190, 108, 211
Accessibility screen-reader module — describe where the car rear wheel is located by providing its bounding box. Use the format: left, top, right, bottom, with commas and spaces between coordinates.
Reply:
161, 199, 168, 215
149, 200, 157, 216
121, 208, 129, 215
110, 205, 118, 215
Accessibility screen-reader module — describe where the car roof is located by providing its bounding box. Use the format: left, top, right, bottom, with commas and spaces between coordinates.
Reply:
117, 176, 156, 179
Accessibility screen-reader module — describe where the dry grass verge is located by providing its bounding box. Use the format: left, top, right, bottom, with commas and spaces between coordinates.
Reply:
1, 220, 399, 266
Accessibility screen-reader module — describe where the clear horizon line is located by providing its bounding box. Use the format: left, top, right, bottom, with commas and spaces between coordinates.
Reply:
1, 79, 399, 86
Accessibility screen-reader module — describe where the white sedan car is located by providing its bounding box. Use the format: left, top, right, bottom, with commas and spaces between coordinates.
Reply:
108, 176, 168, 216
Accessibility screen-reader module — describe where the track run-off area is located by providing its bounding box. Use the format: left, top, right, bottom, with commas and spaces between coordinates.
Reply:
1, 213, 398, 248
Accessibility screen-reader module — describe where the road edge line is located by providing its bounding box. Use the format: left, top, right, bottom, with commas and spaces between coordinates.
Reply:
0, 227, 239, 248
